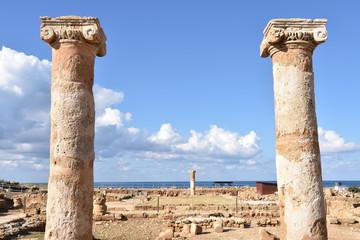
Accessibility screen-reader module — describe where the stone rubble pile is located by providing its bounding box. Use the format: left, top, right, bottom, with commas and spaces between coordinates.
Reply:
0, 217, 45, 239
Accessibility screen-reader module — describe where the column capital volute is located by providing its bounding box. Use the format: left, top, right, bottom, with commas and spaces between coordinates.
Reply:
260, 18, 327, 58
40, 16, 107, 57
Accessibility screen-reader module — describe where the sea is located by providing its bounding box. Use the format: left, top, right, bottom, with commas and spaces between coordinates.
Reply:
92, 180, 360, 189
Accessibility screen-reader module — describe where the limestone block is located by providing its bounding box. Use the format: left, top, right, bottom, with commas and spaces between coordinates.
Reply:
338, 218, 356, 224
182, 224, 190, 233
259, 229, 279, 240
213, 220, 223, 233
327, 218, 339, 224
158, 228, 174, 239
270, 218, 278, 225
190, 223, 202, 235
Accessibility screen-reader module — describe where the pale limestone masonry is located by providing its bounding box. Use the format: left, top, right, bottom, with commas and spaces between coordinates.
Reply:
93, 193, 107, 216
40, 16, 106, 240
188, 170, 196, 196
260, 19, 328, 240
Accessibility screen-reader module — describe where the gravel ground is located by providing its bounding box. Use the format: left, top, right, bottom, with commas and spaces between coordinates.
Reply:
92, 218, 360, 240
93, 218, 166, 240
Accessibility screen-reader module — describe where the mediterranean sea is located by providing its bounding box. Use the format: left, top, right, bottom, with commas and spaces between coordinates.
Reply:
93, 180, 360, 189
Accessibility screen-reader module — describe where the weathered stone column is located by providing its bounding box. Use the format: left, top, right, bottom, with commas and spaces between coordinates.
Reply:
188, 170, 196, 195
40, 16, 106, 240
260, 19, 328, 240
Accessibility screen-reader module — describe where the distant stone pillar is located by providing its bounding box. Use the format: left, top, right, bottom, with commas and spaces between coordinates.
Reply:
260, 19, 328, 240
93, 193, 107, 216
188, 170, 196, 195
40, 16, 106, 240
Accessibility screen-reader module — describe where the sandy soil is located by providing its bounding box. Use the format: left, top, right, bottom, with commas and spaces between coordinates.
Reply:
144, 195, 236, 206
92, 218, 360, 240
3, 188, 359, 240
13, 220, 360, 240
0, 212, 25, 224
93, 218, 165, 240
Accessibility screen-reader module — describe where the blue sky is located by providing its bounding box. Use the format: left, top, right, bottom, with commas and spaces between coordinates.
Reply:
0, 1, 359, 182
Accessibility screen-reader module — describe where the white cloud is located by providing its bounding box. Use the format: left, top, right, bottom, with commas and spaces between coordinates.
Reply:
176, 125, 260, 158
128, 127, 140, 135
0, 160, 19, 168
0, 47, 49, 96
0, 47, 51, 175
32, 163, 49, 171
94, 84, 124, 110
246, 159, 256, 165
121, 166, 131, 171
225, 165, 236, 170
96, 108, 131, 128
148, 123, 182, 145
330, 161, 353, 169
318, 127, 360, 154
0, 47, 263, 181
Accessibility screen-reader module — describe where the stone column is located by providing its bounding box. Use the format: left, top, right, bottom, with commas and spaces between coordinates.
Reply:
188, 170, 196, 195
260, 19, 328, 240
40, 16, 106, 240
93, 193, 107, 216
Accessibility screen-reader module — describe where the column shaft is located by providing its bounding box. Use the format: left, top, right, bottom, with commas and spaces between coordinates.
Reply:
188, 170, 196, 196
46, 43, 96, 239
273, 48, 327, 240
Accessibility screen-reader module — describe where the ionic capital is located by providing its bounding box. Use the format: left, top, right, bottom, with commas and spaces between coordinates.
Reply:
260, 19, 327, 58
40, 16, 107, 57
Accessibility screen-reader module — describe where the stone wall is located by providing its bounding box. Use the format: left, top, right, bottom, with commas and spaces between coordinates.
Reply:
102, 186, 261, 198
13, 194, 47, 215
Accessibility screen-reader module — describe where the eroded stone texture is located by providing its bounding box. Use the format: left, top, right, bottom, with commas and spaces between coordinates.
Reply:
260, 19, 328, 240
188, 170, 196, 196
93, 193, 107, 216
40, 16, 106, 240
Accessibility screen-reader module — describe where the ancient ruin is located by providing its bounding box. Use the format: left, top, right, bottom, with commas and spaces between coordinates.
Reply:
0, 15, 353, 240
93, 193, 107, 216
40, 16, 106, 240
188, 170, 196, 196
1, 184, 360, 239
260, 19, 328, 239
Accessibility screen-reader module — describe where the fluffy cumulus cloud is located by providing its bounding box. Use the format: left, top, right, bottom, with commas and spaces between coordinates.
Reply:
0, 47, 260, 176
148, 123, 182, 145
3, 47, 360, 182
0, 47, 51, 177
94, 85, 124, 110
96, 122, 261, 165
318, 127, 360, 154
176, 126, 260, 158
13, 47, 355, 182
0, 47, 261, 181
93, 84, 134, 129
0, 47, 263, 182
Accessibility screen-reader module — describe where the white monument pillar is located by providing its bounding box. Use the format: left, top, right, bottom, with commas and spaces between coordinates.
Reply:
188, 170, 196, 196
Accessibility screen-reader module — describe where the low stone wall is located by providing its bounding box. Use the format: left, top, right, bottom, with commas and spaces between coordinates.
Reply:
12, 193, 47, 215
101, 186, 266, 198
166, 216, 279, 233
0, 216, 45, 239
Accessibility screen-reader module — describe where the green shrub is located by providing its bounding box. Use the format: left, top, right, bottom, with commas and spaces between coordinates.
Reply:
347, 186, 360, 193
